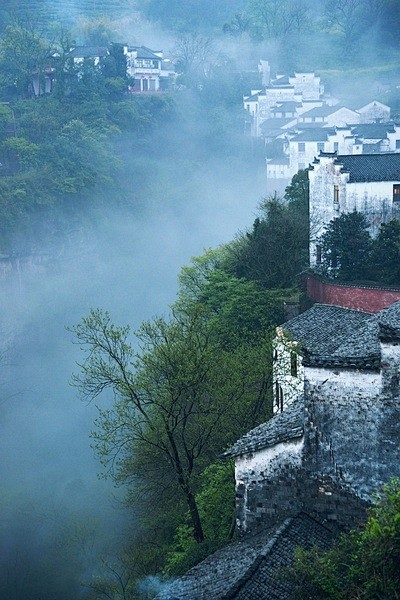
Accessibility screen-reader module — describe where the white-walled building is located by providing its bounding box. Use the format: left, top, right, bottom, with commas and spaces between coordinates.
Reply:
308, 152, 400, 265
225, 300, 400, 534
123, 45, 176, 92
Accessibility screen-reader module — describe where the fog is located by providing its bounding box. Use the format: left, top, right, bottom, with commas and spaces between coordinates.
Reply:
0, 125, 265, 598
0, 0, 397, 596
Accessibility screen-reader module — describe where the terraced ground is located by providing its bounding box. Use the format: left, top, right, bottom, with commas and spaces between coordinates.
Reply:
0, 0, 136, 30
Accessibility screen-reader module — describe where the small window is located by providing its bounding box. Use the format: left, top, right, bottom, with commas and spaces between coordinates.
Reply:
317, 142, 324, 152
393, 184, 400, 202
316, 244, 322, 265
290, 352, 298, 377
334, 184, 339, 205
273, 350, 278, 361
275, 382, 280, 407
298, 142, 305, 152
274, 383, 284, 412
334, 142, 339, 152
396, 140, 400, 150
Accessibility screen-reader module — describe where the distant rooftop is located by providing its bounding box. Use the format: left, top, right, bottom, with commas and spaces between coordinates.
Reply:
68, 45, 109, 58
291, 128, 335, 142
349, 122, 396, 139
335, 153, 400, 182
300, 105, 356, 118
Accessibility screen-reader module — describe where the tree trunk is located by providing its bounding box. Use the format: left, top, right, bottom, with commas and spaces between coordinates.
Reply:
182, 483, 205, 543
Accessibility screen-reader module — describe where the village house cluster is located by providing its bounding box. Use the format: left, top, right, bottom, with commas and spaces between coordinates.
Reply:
243, 60, 397, 194
31, 43, 177, 97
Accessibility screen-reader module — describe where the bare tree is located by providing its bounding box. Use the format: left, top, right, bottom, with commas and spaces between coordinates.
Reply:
172, 33, 214, 79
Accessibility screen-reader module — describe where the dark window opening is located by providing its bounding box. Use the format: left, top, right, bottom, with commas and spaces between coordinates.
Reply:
290, 352, 298, 377
298, 142, 305, 152
334, 184, 339, 205
316, 244, 322, 265
275, 383, 284, 412
393, 184, 400, 202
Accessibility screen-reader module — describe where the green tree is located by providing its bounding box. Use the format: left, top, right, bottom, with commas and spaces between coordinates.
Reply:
324, 0, 387, 56
369, 220, 400, 286
229, 196, 308, 289
319, 211, 371, 281
0, 21, 52, 99
164, 461, 235, 576
71, 305, 268, 545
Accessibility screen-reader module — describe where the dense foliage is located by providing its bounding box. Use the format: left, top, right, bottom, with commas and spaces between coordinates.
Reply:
290, 479, 400, 600
317, 211, 400, 286
71, 178, 307, 594
229, 170, 309, 289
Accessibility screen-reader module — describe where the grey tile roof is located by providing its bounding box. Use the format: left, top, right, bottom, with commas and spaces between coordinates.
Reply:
244, 91, 262, 102
154, 525, 278, 600
68, 46, 109, 58
282, 304, 380, 369
291, 128, 335, 142
378, 300, 400, 341
154, 514, 337, 600
223, 401, 304, 458
260, 117, 293, 132
335, 153, 400, 182
350, 122, 396, 139
308, 318, 381, 370
273, 101, 301, 109
271, 74, 290, 85
299, 105, 356, 118
128, 45, 161, 59
233, 513, 337, 599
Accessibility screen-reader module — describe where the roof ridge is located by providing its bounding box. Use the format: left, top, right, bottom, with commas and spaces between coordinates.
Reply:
222, 518, 293, 599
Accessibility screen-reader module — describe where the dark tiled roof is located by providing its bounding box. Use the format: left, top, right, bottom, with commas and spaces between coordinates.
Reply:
308, 318, 381, 370
350, 122, 396, 139
244, 92, 261, 102
378, 300, 400, 341
260, 117, 293, 129
128, 45, 161, 59
300, 105, 356, 118
154, 514, 337, 600
271, 101, 300, 113
283, 304, 378, 368
154, 525, 278, 600
335, 153, 400, 182
291, 128, 335, 142
69, 46, 109, 58
223, 401, 304, 458
271, 74, 290, 85
233, 513, 337, 599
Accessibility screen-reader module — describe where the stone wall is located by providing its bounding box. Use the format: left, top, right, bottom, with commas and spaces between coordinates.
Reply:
305, 273, 400, 312
304, 364, 400, 501
235, 461, 368, 535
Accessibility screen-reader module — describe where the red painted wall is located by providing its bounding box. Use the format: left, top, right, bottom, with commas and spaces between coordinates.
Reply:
305, 274, 400, 313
